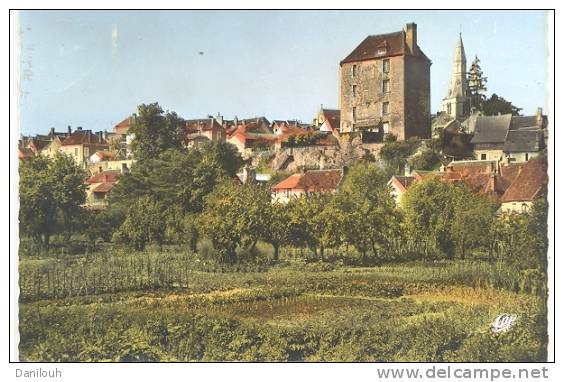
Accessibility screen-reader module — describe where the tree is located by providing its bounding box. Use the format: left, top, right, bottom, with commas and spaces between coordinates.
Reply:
333, 161, 400, 263
467, 55, 488, 112
408, 149, 441, 171
494, 192, 548, 271
198, 181, 245, 264
266, 202, 289, 261
112, 196, 165, 251
109, 142, 242, 214
403, 177, 496, 259
128, 103, 185, 160
19, 153, 87, 246
481, 94, 522, 116
379, 140, 418, 175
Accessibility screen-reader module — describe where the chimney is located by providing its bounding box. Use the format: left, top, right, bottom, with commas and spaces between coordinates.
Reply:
234, 116, 238, 125
68, 125, 72, 135
77, 126, 83, 131
49, 127, 55, 136
405, 23, 417, 55
537, 107, 543, 128
96, 131, 103, 142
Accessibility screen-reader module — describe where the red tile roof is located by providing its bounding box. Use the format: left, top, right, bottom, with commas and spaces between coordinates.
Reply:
341, 31, 406, 64
114, 117, 132, 135
501, 157, 548, 203
92, 182, 115, 194
272, 169, 344, 192
87, 170, 121, 184
19, 147, 35, 159
185, 118, 222, 133
62, 130, 108, 146
28, 139, 51, 153
389, 175, 416, 192
93, 151, 116, 161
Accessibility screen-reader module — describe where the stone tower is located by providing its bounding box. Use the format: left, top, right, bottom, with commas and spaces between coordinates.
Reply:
339, 23, 431, 141
442, 34, 470, 120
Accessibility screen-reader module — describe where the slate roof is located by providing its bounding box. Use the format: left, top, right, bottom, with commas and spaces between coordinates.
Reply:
501, 157, 548, 203
511, 115, 547, 130
503, 130, 544, 153
469, 114, 512, 144
272, 169, 344, 192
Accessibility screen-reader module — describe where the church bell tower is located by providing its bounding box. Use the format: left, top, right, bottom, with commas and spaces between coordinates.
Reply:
442, 34, 470, 120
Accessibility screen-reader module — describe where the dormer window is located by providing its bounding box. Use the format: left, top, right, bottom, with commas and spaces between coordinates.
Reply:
377, 47, 386, 56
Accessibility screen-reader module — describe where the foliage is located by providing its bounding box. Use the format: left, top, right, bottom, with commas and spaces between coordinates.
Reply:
198, 181, 271, 264
379, 140, 418, 175
19, 153, 87, 246
481, 93, 522, 116
408, 149, 441, 171
19, 260, 546, 362
467, 55, 488, 112
128, 103, 185, 160
333, 161, 401, 263
112, 196, 166, 251
493, 194, 548, 272
109, 142, 242, 214
403, 177, 497, 259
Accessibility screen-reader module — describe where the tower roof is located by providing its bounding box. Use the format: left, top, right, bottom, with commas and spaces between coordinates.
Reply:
444, 34, 468, 100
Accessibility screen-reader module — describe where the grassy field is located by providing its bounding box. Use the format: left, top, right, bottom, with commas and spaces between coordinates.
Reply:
18, 249, 548, 362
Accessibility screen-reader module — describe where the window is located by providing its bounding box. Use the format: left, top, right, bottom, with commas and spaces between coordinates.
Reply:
525, 153, 529, 161
382, 122, 390, 134
382, 79, 390, 94
352, 85, 357, 97
352, 64, 357, 77
352, 107, 357, 122
481, 153, 487, 160
382, 102, 389, 116
74, 148, 78, 157
447, 103, 452, 115
383, 59, 390, 73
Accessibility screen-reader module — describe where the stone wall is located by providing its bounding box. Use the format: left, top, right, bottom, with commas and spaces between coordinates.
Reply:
340, 56, 405, 137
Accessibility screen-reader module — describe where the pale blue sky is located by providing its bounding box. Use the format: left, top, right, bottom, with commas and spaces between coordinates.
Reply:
18, 10, 549, 135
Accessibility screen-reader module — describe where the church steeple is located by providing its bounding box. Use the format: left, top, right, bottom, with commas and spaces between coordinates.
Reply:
442, 34, 470, 120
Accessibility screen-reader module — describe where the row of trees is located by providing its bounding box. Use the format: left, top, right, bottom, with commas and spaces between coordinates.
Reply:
19, 103, 546, 273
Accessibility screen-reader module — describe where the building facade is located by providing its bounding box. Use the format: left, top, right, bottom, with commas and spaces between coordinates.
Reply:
339, 23, 431, 141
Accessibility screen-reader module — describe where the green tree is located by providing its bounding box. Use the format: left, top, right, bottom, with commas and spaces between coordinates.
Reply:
198, 181, 244, 263
112, 196, 165, 251
403, 177, 496, 259
334, 161, 400, 263
109, 142, 242, 214
481, 93, 522, 116
467, 55, 488, 112
266, 202, 289, 261
128, 103, 185, 160
19, 153, 87, 246
379, 140, 418, 175
408, 149, 441, 171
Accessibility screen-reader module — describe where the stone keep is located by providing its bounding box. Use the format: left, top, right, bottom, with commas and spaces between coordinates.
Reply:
339, 23, 431, 140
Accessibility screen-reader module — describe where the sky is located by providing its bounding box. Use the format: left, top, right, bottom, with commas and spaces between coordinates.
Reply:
17, 10, 549, 136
